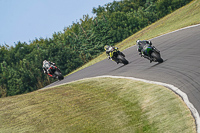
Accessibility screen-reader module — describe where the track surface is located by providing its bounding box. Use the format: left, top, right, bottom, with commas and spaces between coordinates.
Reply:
44, 25, 200, 114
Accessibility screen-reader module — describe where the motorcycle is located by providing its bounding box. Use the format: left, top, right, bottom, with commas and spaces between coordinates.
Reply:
44, 63, 64, 80
108, 47, 129, 65
141, 44, 163, 63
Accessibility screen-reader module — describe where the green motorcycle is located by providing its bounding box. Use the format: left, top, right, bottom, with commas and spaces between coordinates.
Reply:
141, 44, 163, 63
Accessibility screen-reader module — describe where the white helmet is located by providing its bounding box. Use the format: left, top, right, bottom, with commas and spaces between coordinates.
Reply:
43, 60, 47, 64
136, 40, 140, 45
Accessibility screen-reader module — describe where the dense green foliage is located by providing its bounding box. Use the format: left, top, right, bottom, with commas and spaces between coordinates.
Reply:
0, 0, 192, 97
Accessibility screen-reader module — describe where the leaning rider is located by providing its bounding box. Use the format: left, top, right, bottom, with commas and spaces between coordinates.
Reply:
104, 45, 118, 63
104, 45, 125, 64
136, 39, 153, 62
42, 60, 56, 77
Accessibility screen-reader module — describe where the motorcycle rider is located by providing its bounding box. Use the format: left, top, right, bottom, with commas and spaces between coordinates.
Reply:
104, 45, 125, 64
136, 40, 153, 63
42, 60, 56, 78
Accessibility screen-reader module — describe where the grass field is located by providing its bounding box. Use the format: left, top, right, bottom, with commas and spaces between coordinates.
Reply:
0, 78, 196, 132
1, 0, 200, 132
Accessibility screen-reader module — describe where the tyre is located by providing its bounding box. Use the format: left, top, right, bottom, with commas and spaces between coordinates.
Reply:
151, 52, 163, 63
54, 71, 64, 80
58, 75, 64, 80
120, 52, 125, 57
117, 55, 129, 65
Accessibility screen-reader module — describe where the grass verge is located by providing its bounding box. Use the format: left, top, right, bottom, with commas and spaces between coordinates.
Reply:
0, 78, 196, 133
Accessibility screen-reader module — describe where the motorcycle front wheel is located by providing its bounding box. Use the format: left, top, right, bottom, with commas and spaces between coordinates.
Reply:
54, 71, 64, 80
151, 52, 163, 63
117, 55, 129, 65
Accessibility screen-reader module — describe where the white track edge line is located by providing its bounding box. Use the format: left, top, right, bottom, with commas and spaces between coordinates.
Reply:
151, 23, 200, 40
125, 23, 200, 50
42, 23, 200, 132
97, 75, 200, 133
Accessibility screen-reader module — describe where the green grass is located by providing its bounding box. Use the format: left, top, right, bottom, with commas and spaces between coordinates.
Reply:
0, 78, 196, 133
1, 0, 199, 132
67, 0, 200, 76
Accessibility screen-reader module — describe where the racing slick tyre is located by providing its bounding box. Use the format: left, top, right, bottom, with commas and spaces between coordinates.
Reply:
151, 52, 163, 63
54, 71, 64, 80
117, 55, 129, 65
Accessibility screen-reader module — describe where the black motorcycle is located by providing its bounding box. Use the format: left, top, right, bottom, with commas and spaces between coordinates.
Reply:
141, 44, 163, 63
50, 65, 64, 80
44, 63, 64, 80
109, 47, 129, 65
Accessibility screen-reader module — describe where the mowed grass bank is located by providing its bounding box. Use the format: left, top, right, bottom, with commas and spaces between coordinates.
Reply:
0, 78, 196, 133
68, 0, 200, 75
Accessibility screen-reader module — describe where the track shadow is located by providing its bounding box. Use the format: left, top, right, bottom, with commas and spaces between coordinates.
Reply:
151, 59, 167, 67
145, 59, 167, 69
139, 59, 168, 72
127, 60, 138, 64
110, 64, 128, 72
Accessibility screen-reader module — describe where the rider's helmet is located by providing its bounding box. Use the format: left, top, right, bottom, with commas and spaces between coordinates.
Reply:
43, 60, 47, 65
136, 40, 140, 45
104, 45, 110, 51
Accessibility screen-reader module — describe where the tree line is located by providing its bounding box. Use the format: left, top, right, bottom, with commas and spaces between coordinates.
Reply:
0, 0, 192, 97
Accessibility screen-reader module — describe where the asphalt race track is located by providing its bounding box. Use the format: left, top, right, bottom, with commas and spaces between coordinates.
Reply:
43, 24, 200, 118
